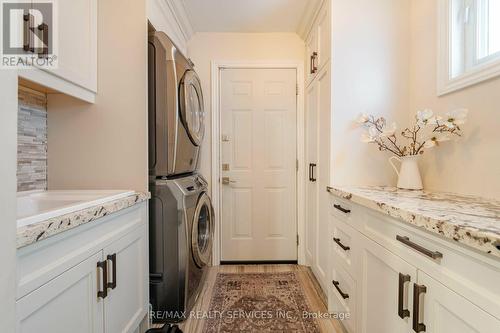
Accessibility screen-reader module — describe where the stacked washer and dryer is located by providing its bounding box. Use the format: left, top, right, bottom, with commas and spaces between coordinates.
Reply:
148, 31, 213, 323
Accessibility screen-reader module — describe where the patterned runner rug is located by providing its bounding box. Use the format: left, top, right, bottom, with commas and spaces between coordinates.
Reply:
202, 272, 320, 333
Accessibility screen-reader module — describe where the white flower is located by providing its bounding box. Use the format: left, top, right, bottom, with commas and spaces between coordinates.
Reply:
356, 113, 370, 125
423, 134, 451, 148
444, 108, 468, 128
360, 126, 379, 143
416, 109, 434, 125
380, 122, 397, 137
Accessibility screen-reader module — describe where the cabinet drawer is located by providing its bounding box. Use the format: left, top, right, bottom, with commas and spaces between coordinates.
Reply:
330, 196, 356, 223
360, 209, 500, 320
331, 215, 358, 275
329, 262, 357, 333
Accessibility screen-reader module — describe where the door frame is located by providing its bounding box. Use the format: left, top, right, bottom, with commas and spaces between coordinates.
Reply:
210, 60, 305, 265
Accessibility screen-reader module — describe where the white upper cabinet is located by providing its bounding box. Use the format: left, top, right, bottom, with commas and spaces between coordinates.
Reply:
19, 0, 97, 103
315, 2, 330, 71
305, 0, 331, 87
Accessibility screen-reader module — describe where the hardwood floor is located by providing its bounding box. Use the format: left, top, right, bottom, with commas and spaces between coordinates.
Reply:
152, 264, 345, 333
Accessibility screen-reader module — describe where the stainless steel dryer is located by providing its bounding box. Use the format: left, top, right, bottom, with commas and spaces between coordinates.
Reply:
149, 174, 213, 323
148, 31, 205, 177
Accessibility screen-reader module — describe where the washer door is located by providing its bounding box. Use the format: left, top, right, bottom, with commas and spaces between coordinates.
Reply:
179, 70, 205, 146
191, 192, 213, 268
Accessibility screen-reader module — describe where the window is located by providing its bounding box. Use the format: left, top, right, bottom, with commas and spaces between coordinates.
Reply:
438, 0, 500, 95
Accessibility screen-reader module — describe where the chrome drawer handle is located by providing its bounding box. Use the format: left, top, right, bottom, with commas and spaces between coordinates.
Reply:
333, 237, 350, 251
334, 204, 351, 214
332, 280, 349, 299
396, 235, 443, 260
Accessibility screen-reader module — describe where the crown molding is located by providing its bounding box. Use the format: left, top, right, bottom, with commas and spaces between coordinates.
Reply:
167, 0, 195, 41
296, 0, 324, 39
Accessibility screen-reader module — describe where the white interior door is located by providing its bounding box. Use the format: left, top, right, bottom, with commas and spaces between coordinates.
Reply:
221, 68, 297, 261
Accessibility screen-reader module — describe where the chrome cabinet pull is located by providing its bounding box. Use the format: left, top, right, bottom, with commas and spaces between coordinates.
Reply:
333, 204, 351, 214
107, 253, 117, 290
413, 284, 427, 332
396, 235, 443, 260
398, 273, 411, 319
332, 280, 349, 299
97, 260, 108, 299
333, 237, 350, 251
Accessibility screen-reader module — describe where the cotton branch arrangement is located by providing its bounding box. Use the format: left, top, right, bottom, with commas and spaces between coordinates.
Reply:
356, 109, 468, 157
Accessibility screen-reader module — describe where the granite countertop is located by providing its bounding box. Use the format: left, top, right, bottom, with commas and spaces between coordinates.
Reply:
328, 186, 500, 258
17, 192, 150, 249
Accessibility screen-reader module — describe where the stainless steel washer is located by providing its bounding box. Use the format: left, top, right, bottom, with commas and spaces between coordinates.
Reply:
149, 174, 213, 323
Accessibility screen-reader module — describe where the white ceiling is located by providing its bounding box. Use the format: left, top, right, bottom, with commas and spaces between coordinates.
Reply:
181, 0, 320, 34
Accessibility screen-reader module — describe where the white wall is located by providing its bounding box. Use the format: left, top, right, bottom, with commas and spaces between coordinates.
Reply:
410, 0, 500, 199
47, 0, 148, 192
0, 72, 17, 332
330, 0, 411, 187
187, 32, 305, 192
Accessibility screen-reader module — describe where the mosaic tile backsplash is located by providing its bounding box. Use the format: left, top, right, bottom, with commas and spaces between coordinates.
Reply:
18, 87, 48, 192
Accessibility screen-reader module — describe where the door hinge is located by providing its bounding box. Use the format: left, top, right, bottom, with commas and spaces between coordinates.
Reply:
296, 159, 299, 171
297, 235, 300, 246
296, 84, 299, 96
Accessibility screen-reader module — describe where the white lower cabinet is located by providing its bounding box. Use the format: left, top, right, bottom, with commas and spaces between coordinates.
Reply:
359, 233, 416, 333
103, 226, 148, 333
16, 203, 148, 333
328, 196, 500, 333
16, 252, 104, 333
418, 271, 500, 333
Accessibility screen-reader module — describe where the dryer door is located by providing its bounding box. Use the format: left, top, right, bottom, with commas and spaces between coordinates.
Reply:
191, 192, 213, 267
179, 70, 205, 146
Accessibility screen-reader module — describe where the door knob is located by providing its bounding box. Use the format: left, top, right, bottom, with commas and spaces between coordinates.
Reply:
222, 177, 236, 185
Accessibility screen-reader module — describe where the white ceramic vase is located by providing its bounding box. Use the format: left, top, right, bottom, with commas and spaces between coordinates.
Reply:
388, 155, 423, 190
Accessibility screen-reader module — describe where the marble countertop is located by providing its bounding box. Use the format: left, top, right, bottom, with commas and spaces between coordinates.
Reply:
328, 186, 500, 258
17, 191, 150, 249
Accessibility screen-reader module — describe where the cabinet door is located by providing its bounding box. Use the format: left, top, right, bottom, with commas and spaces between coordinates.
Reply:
316, 2, 330, 71
314, 65, 331, 291
16, 252, 104, 333
305, 81, 318, 268
52, 0, 97, 92
417, 271, 500, 333
360, 234, 416, 333
103, 224, 148, 333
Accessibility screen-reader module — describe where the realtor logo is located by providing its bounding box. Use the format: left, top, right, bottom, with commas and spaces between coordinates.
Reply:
1, 0, 57, 68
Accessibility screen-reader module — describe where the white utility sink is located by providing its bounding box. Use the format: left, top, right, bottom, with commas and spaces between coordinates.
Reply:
17, 190, 135, 228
